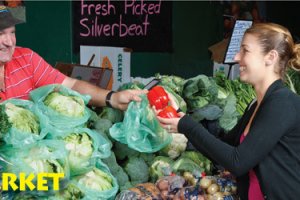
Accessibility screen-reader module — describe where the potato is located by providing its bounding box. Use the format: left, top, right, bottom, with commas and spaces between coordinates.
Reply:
197, 195, 205, 200
207, 183, 219, 194
161, 190, 169, 200
200, 177, 212, 189
173, 193, 181, 200
178, 188, 186, 200
156, 179, 169, 191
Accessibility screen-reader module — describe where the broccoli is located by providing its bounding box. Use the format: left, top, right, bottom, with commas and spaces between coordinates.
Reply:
139, 153, 156, 166
102, 153, 130, 187
98, 107, 124, 124
113, 142, 139, 161
124, 157, 149, 183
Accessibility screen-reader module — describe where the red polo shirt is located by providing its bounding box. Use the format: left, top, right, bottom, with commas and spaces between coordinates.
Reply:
0, 47, 66, 101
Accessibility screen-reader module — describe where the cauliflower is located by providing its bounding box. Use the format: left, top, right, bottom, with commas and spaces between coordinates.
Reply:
160, 133, 188, 159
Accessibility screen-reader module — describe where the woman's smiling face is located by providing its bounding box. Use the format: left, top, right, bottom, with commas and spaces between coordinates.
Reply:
234, 33, 268, 85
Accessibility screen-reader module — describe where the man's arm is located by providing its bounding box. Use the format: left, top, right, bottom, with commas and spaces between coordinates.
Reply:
62, 77, 146, 110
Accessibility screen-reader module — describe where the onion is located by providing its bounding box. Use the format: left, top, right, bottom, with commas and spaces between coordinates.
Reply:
207, 183, 219, 194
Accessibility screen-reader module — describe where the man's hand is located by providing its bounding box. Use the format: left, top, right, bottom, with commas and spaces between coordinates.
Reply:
110, 89, 148, 111
62, 77, 147, 110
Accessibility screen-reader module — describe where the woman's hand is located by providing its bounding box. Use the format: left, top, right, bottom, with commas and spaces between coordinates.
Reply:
156, 112, 185, 133
166, 91, 179, 111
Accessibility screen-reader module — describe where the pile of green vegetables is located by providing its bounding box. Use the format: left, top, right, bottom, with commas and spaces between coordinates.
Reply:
0, 85, 117, 200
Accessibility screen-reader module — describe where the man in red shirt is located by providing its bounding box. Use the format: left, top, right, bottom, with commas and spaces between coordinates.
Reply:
0, 6, 146, 110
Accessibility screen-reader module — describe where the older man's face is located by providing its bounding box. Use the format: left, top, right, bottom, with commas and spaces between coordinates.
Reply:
0, 26, 16, 66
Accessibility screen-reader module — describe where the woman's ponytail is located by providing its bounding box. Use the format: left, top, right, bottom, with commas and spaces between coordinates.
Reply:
288, 43, 300, 71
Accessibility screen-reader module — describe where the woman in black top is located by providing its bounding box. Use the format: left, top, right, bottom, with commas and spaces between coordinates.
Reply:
157, 23, 300, 200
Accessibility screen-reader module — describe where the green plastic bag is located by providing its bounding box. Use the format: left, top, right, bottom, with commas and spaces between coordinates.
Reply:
29, 84, 91, 129
1, 99, 48, 147
46, 127, 112, 176
110, 94, 172, 153
52, 159, 118, 200
0, 140, 70, 196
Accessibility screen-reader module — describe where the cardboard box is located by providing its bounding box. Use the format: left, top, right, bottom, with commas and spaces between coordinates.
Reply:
55, 63, 112, 89
80, 46, 131, 90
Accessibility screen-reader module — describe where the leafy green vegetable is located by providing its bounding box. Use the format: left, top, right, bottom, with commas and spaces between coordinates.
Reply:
214, 72, 255, 115
58, 183, 85, 200
191, 104, 223, 122
0, 104, 12, 137
5, 102, 39, 134
155, 74, 185, 95
118, 82, 145, 90
286, 69, 300, 95
180, 151, 212, 175
172, 157, 205, 177
182, 74, 239, 132
182, 75, 219, 110
64, 133, 93, 171
149, 156, 173, 182
76, 168, 114, 192
43, 92, 85, 117
24, 158, 64, 174
218, 94, 239, 131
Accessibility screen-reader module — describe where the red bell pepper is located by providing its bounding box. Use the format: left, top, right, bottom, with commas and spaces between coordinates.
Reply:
147, 86, 169, 110
158, 106, 179, 118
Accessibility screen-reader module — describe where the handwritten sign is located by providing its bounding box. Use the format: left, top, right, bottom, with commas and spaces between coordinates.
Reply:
224, 20, 253, 64
73, 0, 172, 52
